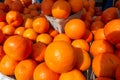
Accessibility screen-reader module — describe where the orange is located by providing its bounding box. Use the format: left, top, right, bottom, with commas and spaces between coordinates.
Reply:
3, 35, 32, 61
0, 21, 7, 29
48, 28, 59, 37
15, 59, 37, 80
31, 42, 47, 62
53, 33, 71, 44
33, 62, 60, 80
23, 18, 33, 28
92, 53, 120, 78
64, 19, 86, 39
0, 55, 19, 75
59, 69, 86, 80
2, 24, 15, 35
94, 28, 106, 40
45, 41, 76, 73
0, 46, 5, 61
33, 17, 50, 33
74, 48, 91, 71
41, 0, 54, 15
115, 65, 120, 80
52, 0, 71, 19
72, 39, 89, 52
104, 19, 120, 45
90, 40, 114, 57
14, 26, 25, 36
23, 28, 38, 41
68, 0, 83, 13
36, 33, 53, 45
95, 77, 113, 80
0, 29, 5, 43
6, 11, 23, 27
101, 7, 118, 24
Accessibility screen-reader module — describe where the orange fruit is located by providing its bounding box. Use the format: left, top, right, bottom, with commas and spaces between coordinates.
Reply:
31, 42, 47, 62
0, 46, 5, 61
0, 55, 19, 75
3, 35, 32, 61
90, 40, 114, 57
115, 65, 120, 80
41, 0, 54, 15
52, 0, 71, 19
72, 39, 89, 52
92, 53, 120, 78
53, 33, 71, 44
68, 0, 83, 13
64, 19, 86, 39
101, 7, 118, 24
23, 18, 33, 28
36, 33, 53, 45
0, 29, 5, 43
0, 21, 7, 29
23, 28, 38, 41
15, 59, 37, 80
104, 19, 120, 45
94, 28, 106, 40
59, 69, 86, 80
74, 48, 91, 71
33, 17, 50, 33
48, 28, 59, 37
6, 11, 23, 27
2, 24, 15, 35
33, 62, 60, 80
45, 41, 76, 73
95, 77, 113, 80
14, 26, 25, 36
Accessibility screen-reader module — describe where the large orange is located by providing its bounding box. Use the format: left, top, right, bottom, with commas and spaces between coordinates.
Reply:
92, 53, 120, 78
15, 59, 37, 80
90, 39, 114, 57
44, 41, 76, 73
52, 0, 71, 19
59, 69, 86, 80
33, 17, 50, 33
0, 55, 19, 75
3, 35, 32, 61
33, 62, 60, 80
64, 19, 86, 39
104, 19, 120, 45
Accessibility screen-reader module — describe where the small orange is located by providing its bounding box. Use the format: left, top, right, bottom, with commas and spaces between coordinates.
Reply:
36, 33, 53, 45
2, 24, 15, 35
23, 18, 33, 28
59, 69, 86, 80
31, 42, 47, 62
0, 55, 19, 75
0, 46, 5, 61
15, 59, 37, 80
45, 41, 76, 73
33, 62, 60, 80
64, 19, 86, 39
53, 33, 71, 44
90, 40, 114, 57
33, 17, 50, 33
14, 26, 25, 36
52, 0, 71, 19
0, 21, 7, 29
72, 39, 89, 52
23, 28, 38, 41
48, 28, 59, 37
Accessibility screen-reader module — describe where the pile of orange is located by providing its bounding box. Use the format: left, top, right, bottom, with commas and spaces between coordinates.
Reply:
0, 0, 120, 80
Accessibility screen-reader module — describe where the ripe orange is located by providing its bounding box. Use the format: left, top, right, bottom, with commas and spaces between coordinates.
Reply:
36, 33, 53, 45
0, 21, 7, 29
68, 0, 83, 13
92, 53, 120, 78
33, 17, 50, 33
90, 40, 114, 57
6, 11, 23, 27
104, 19, 120, 45
14, 26, 25, 36
0, 55, 19, 75
23, 28, 38, 41
53, 33, 71, 44
59, 69, 86, 80
31, 42, 47, 62
45, 41, 76, 73
23, 18, 33, 28
64, 19, 86, 39
3, 35, 32, 61
0, 46, 5, 61
52, 0, 71, 19
72, 39, 89, 52
15, 59, 37, 80
33, 62, 60, 80
48, 28, 59, 37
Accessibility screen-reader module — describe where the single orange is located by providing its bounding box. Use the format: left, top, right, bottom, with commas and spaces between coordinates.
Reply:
14, 26, 25, 36
23, 18, 33, 28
